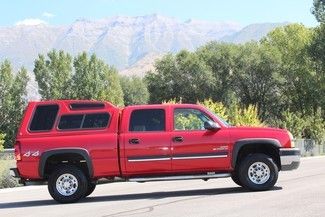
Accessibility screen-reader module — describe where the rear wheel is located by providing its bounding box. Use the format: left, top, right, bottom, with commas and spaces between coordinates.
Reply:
238, 153, 278, 191
48, 165, 88, 203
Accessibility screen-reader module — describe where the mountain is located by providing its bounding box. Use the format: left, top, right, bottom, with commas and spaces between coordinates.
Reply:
0, 14, 242, 71
221, 22, 289, 43
0, 15, 288, 99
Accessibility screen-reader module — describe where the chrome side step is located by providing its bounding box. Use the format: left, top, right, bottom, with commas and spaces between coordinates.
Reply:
128, 173, 231, 182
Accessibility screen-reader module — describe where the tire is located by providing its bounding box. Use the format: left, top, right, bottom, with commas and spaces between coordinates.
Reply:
85, 182, 96, 197
48, 165, 88, 203
231, 171, 242, 187
238, 153, 278, 191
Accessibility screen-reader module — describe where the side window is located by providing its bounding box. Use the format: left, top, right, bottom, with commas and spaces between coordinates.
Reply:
129, 109, 165, 132
83, 113, 109, 128
29, 104, 59, 131
58, 114, 83, 130
58, 113, 110, 130
174, 108, 212, 131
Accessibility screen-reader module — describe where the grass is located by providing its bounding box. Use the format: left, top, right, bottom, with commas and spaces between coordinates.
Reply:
0, 157, 20, 189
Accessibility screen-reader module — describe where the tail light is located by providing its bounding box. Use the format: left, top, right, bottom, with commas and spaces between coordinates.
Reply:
14, 141, 21, 161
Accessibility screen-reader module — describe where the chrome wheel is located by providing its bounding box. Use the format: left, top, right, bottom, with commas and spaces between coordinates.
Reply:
56, 173, 78, 196
248, 162, 270, 185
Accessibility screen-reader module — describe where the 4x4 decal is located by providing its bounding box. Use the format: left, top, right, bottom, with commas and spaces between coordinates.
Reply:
23, 151, 40, 157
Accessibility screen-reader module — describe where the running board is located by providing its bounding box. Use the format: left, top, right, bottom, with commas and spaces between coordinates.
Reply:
128, 173, 231, 182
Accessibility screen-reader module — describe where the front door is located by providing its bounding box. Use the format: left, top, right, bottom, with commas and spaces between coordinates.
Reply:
171, 107, 230, 172
122, 108, 172, 175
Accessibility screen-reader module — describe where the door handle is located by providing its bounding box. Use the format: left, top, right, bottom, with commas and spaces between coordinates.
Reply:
173, 136, 183, 142
129, 138, 140, 144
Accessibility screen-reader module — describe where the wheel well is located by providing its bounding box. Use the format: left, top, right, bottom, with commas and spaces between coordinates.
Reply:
43, 153, 90, 178
235, 144, 280, 170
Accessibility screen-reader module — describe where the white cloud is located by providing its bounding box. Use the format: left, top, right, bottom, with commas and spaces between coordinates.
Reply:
15, 18, 47, 26
42, 12, 55, 18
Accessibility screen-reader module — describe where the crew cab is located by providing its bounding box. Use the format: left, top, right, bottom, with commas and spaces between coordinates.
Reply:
10, 100, 300, 203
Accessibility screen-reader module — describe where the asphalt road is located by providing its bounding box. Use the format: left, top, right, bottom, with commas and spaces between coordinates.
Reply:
1, 156, 325, 217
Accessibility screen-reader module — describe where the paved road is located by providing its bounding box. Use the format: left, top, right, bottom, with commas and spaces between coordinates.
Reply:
1, 156, 325, 217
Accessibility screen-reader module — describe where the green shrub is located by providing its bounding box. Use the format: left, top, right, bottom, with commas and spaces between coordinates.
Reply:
0, 159, 20, 189
0, 134, 5, 152
174, 113, 203, 130
162, 98, 183, 104
279, 110, 305, 138
198, 99, 228, 121
233, 105, 264, 127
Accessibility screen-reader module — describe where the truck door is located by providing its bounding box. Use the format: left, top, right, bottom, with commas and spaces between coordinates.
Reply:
121, 107, 172, 175
171, 107, 230, 172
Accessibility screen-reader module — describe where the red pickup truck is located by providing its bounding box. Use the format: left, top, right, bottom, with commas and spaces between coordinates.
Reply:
10, 100, 300, 203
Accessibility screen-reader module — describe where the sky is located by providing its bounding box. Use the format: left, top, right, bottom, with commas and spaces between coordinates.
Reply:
0, 0, 318, 27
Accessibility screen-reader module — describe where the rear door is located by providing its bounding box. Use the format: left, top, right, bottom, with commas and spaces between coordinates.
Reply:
171, 106, 230, 172
121, 106, 172, 175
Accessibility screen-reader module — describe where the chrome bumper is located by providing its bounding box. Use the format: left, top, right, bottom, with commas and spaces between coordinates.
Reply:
279, 148, 301, 171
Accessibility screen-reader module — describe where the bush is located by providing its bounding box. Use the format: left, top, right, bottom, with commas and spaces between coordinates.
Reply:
0, 134, 4, 152
279, 109, 325, 142
232, 105, 264, 127
203, 99, 263, 127
163, 98, 263, 127
0, 159, 20, 189
198, 99, 228, 121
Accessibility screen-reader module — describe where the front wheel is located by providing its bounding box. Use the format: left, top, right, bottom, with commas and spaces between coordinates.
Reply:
238, 153, 278, 191
48, 165, 88, 203
84, 182, 96, 197
231, 171, 242, 187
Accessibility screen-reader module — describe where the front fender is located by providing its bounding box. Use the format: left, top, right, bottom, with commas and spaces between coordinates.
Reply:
232, 138, 281, 168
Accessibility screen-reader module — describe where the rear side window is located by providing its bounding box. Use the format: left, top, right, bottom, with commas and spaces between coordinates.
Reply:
58, 113, 110, 130
129, 109, 165, 132
58, 114, 83, 130
29, 104, 59, 131
83, 113, 109, 128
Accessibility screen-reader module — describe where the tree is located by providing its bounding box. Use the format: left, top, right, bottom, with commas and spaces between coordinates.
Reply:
309, 24, 325, 116
34, 50, 73, 99
120, 75, 149, 106
232, 42, 283, 121
261, 24, 317, 116
312, 0, 325, 23
146, 50, 215, 103
33, 50, 124, 106
0, 61, 29, 148
196, 42, 238, 105
72, 52, 124, 106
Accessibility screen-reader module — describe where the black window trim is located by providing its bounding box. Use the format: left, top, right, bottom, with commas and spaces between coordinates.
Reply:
57, 112, 111, 131
128, 108, 167, 132
28, 104, 60, 133
173, 107, 214, 132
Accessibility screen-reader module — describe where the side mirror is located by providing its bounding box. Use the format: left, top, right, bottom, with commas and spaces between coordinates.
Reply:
204, 121, 221, 131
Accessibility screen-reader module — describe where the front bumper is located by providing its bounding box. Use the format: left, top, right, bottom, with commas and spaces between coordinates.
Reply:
279, 148, 301, 171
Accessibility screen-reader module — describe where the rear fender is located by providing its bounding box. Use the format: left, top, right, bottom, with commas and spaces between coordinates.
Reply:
39, 148, 93, 178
